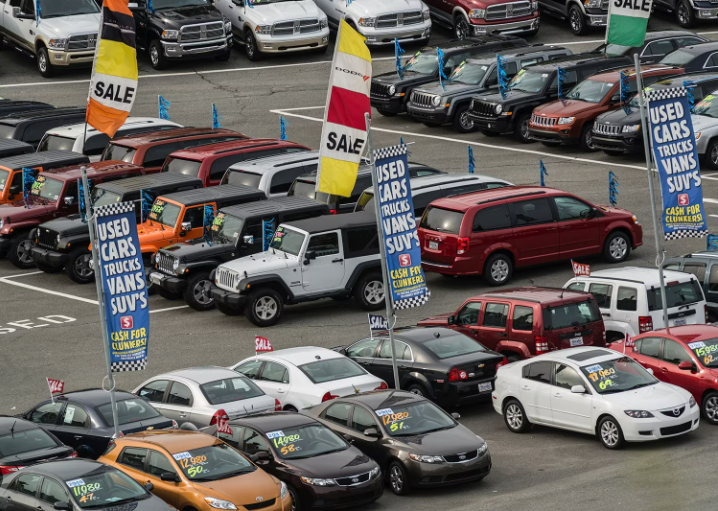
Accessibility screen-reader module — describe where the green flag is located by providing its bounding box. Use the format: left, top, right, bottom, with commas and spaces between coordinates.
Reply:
606, 0, 653, 47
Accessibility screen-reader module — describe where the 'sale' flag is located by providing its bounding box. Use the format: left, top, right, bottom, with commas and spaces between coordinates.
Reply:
255, 336, 273, 352
47, 378, 65, 395
606, 0, 653, 47
87, 0, 138, 137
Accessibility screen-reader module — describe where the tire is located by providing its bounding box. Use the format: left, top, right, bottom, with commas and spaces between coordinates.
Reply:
702, 391, 718, 425
541, 141, 561, 147
603, 231, 631, 263
452, 104, 475, 133
36, 46, 54, 78
483, 253, 513, 286
287, 484, 301, 511
245, 288, 284, 327
480, 130, 500, 137
245, 29, 261, 61
216, 301, 242, 316
377, 109, 397, 117
8, 235, 35, 269
407, 383, 428, 398
65, 248, 94, 284
603, 149, 624, 157
597, 415, 625, 449
387, 461, 411, 495
149, 40, 168, 70
184, 272, 215, 311
503, 399, 530, 433
35, 261, 62, 273
569, 5, 588, 35
579, 122, 597, 151
284, 405, 298, 412
513, 114, 532, 143
676, 0, 696, 27
157, 287, 182, 300
453, 14, 471, 40
706, 139, 718, 170
215, 50, 231, 61
353, 273, 385, 311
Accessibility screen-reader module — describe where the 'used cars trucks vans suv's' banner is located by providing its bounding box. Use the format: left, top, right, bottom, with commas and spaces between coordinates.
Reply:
606, 0, 652, 47
95, 201, 150, 371
646, 87, 707, 241
373, 144, 429, 310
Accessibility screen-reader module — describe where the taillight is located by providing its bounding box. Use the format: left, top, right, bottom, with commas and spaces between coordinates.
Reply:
274, 399, 282, 411
171, 420, 178, 429
329, 209, 337, 215
535, 336, 549, 355
448, 368, 468, 381
67, 451, 78, 459
321, 392, 338, 402
456, 237, 470, 255
638, 316, 653, 333
0, 466, 22, 475
210, 409, 229, 426
375, 381, 388, 390
496, 357, 509, 371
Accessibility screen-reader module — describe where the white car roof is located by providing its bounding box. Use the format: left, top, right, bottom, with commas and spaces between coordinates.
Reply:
226, 150, 320, 174
161, 366, 244, 384
532, 347, 621, 367
579, 266, 695, 286
259, 346, 343, 366
43, 117, 180, 139
362, 174, 512, 195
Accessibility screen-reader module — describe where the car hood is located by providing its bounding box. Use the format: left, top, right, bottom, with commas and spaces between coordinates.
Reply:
595, 204, 634, 218
373, 70, 435, 89
349, 0, 425, 16
0, 203, 55, 224
222, 250, 298, 278
284, 447, 376, 479
533, 99, 599, 117
476, 89, 543, 107
602, 382, 690, 410
193, 469, 279, 505
690, 114, 718, 133
42, 13, 101, 36
595, 106, 641, 126
137, 222, 178, 244
416, 81, 484, 97
0, 444, 75, 467
161, 238, 234, 262
152, 4, 223, 24
247, 1, 323, 23
391, 424, 484, 455
40, 215, 88, 237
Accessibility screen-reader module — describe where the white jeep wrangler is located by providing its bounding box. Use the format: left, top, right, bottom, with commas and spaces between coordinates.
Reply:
211, 212, 385, 326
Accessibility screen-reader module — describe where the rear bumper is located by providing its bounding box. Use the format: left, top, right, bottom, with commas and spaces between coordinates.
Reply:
528, 127, 579, 144
212, 286, 247, 309
30, 246, 68, 267
434, 379, 495, 406
421, 256, 483, 276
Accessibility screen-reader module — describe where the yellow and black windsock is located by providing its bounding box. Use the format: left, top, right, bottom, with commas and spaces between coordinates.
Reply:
86, 0, 138, 138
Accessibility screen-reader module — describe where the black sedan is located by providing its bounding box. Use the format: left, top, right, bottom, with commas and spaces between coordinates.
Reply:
212, 412, 383, 511
22, 389, 175, 459
660, 41, 718, 73
303, 390, 491, 495
0, 417, 76, 482
0, 459, 173, 511
335, 327, 506, 408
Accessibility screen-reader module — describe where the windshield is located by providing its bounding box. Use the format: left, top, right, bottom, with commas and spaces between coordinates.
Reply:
376, 400, 456, 436
0, 169, 9, 192
65, 467, 148, 508
97, 398, 161, 427
298, 358, 366, 384
39, 0, 99, 18
148, 199, 181, 228
0, 123, 17, 139
210, 212, 244, 243
687, 338, 718, 368
221, 169, 262, 187
543, 300, 601, 329
0, 428, 57, 456
37, 135, 75, 152
403, 49, 438, 75
594, 42, 630, 57
288, 180, 316, 199
580, 356, 657, 394
449, 61, 489, 85
200, 377, 264, 405
509, 69, 551, 93
660, 49, 695, 67
162, 157, 202, 178
566, 78, 615, 103
31, 175, 63, 203
269, 226, 305, 256
694, 93, 718, 117
355, 191, 374, 212
420, 207, 464, 234
265, 424, 348, 459
172, 443, 254, 481
423, 333, 486, 359
647, 280, 704, 310
101, 143, 137, 163
90, 188, 121, 207
153, 0, 210, 8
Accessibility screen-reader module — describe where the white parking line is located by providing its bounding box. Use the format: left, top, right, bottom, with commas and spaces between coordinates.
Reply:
1, 271, 43, 279
149, 305, 190, 314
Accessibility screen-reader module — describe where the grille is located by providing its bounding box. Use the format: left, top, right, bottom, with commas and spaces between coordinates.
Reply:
244, 499, 275, 510
531, 114, 557, 127
376, 10, 423, 28
660, 406, 686, 418
444, 450, 478, 463
300, 18, 321, 33
156, 253, 176, 275
216, 267, 240, 290
36, 228, 58, 249
179, 22, 224, 42
445, 467, 489, 482
601, 0, 608, 8
485, 1, 532, 20
68, 34, 98, 51
335, 471, 371, 486
660, 421, 692, 436
411, 91, 436, 107
371, 81, 393, 98
593, 123, 621, 136
469, 100, 497, 117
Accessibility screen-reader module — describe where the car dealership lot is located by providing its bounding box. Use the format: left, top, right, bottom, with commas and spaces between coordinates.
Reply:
3, 12, 718, 511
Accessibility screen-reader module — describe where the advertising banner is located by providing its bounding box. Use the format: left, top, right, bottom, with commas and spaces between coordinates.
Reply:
368, 314, 389, 331
95, 201, 149, 371
255, 336, 273, 352
373, 144, 429, 310
646, 87, 707, 241
606, 0, 652, 47
571, 260, 590, 277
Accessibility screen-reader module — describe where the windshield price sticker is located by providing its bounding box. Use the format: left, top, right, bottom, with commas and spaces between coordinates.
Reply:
211, 213, 225, 231
266, 430, 285, 439
30, 175, 46, 195
381, 411, 410, 432
585, 364, 602, 373
270, 433, 302, 455
149, 200, 166, 220
172, 452, 191, 461
71, 483, 102, 498
586, 364, 615, 389
66, 479, 85, 488
689, 341, 718, 364
688, 341, 707, 350
178, 455, 208, 478
375, 408, 394, 417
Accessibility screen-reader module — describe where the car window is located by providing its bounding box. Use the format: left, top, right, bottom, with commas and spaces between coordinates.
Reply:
545, 300, 600, 329
616, 287, 638, 311
554, 196, 593, 221
566, 282, 585, 292
710, 265, 718, 292
638, 337, 662, 358
120, 447, 148, 471
484, 182, 509, 189
138, 380, 169, 402
351, 406, 378, 432
512, 305, 534, 331
456, 301, 481, 325
148, 451, 177, 477
12, 473, 41, 496
270, 167, 305, 194
378, 340, 412, 361
98, 399, 161, 428
420, 206, 464, 234
200, 378, 263, 405
182, 206, 205, 229
664, 263, 681, 271
307, 232, 339, 257
664, 339, 693, 365
683, 263, 706, 281
482, 303, 508, 328
347, 338, 381, 358
143, 144, 177, 168
234, 360, 264, 379
324, 402, 351, 428
28, 402, 64, 424
166, 382, 192, 406
509, 198, 554, 226
443, 183, 485, 197
643, 40, 675, 56
707, 54, 718, 68
675, 37, 704, 48
60, 404, 90, 428
554, 364, 585, 390
0, 428, 57, 457
588, 283, 613, 308
243, 428, 270, 453
472, 204, 511, 232
40, 478, 68, 505
260, 362, 289, 383
523, 361, 553, 384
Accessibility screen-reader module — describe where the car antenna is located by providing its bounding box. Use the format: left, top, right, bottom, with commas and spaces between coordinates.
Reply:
10, 420, 16, 437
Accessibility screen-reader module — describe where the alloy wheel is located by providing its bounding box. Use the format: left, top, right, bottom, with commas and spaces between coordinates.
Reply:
74, 254, 93, 279
506, 404, 523, 430
455, 18, 469, 40
16, 240, 33, 265
711, 145, 718, 168
390, 466, 404, 493
254, 296, 278, 320
584, 129, 595, 150
601, 420, 619, 447
705, 396, 718, 422
459, 111, 474, 130
609, 237, 627, 260
247, 35, 255, 58
150, 46, 159, 67
570, 10, 582, 33
678, 2, 689, 24
193, 279, 213, 305
363, 281, 384, 304
38, 52, 47, 73
491, 259, 509, 283
520, 120, 530, 141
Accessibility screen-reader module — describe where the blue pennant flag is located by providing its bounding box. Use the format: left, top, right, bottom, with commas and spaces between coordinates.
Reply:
78, 178, 93, 223
437, 48, 448, 90
395, 38, 406, 80
619, 71, 631, 115
539, 160, 548, 187
140, 190, 154, 223
158, 95, 171, 121
709, 234, 718, 252
684, 80, 696, 113
468, 146, 475, 174
497, 55, 510, 100
279, 116, 287, 141
557, 67, 566, 100
212, 104, 223, 129
35, 0, 40, 25
203, 205, 215, 245
262, 217, 276, 251
22, 167, 39, 208
246, 0, 254, 8
609, 171, 619, 207
148, 0, 155, 12
400, 137, 411, 157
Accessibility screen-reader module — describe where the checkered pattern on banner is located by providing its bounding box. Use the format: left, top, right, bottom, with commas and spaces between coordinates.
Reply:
373, 144, 407, 161
112, 360, 147, 372
394, 290, 431, 310
665, 230, 707, 241
645, 87, 686, 102
95, 201, 135, 218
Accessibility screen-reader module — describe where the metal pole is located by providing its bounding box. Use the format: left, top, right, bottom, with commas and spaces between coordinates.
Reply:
634, 53, 669, 327
365, 113, 401, 390
81, 166, 121, 438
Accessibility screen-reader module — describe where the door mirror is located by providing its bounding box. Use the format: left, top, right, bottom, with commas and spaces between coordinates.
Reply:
610, 94, 621, 103
127, 1, 139, 8
646, 368, 654, 375
144, 482, 154, 491
54, 503, 70, 510
181, 221, 192, 232
64, 197, 75, 207
342, 433, 354, 443
13, 7, 34, 19
363, 427, 380, 438
235, 0, 244, 5
580, 208, 596, 219
447, 315, 455, 326
243, 235, 254, 245
160, 472, 180, 482
678, 361, 695, 371
570, 385, 586, 394
251, 450, 272, 462
451, 412, 461, 420
8, 184, 21, 195
304, 250, 316, 265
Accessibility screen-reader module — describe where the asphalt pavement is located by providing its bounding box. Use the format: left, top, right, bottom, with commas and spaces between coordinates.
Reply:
2, 12, 718, 511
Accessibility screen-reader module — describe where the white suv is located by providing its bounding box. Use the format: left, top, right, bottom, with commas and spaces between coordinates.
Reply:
212, 0, 329, 60
564, 266, 707, 343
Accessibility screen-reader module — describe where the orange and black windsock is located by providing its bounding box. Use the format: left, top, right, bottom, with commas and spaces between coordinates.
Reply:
86, 0, 138, 138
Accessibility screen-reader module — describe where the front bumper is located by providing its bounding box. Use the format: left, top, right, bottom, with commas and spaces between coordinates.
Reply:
212, 285, 248, 309
469, 16, 539, 36
0, 236, 11, 251
528, 126, 579, 145
30, 246, 68, 267
695, 7, 718, 19
162, 36, 232, 59
406, 103, 450, 124
255, 30, 330, 53
370, 94, 407, 114
592, 133, 643, 153
148, 270, 187, 294
468, 113, 512, 134
301, 473, 383, 509
405, 451, 491, 487
47, 49, 95, 66
357, 22, 431, 46
620, 406, 700, 442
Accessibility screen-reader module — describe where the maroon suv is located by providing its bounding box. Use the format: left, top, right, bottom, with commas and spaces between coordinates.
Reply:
427, 0, 539, 40
418, 186, 643, 285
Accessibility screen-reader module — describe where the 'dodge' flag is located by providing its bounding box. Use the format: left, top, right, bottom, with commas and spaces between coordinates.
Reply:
316, 19, 372, 197
86, 0, 138, 137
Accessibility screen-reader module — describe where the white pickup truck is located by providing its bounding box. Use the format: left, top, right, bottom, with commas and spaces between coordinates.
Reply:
0, 0, 101, 78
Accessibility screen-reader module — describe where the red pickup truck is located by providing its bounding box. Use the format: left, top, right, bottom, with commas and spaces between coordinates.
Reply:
426, 0, 540, 40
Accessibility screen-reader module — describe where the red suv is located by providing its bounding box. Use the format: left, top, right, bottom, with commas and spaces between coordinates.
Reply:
417, 186, 643, 285
418, 287, 606, 361
609, 325, 718, 425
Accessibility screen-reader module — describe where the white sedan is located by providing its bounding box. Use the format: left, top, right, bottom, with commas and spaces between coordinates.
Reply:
230, 347, 387, 411
492, 347, 699, 449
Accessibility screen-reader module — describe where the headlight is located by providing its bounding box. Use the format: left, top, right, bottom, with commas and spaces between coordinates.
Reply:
495, 104, 503, 114
531, 0, 538, 9
280, 481, 288, 498
47, 38, 68, 50
409, 454, 443, 463
695, 131, 702, 140
689, 396, 697, 408
422, 9, 430, 19
432, 96, 442, 106
204, 498, 237, 510
172, 258, 180, 271
56, 234, 61, 245
255, 25, 272, 34
358, 17, 376, 27
584, 0, 601, 7
558, 116, 575, 125
320, 17, 328, 28
622, 124, 640, 133
468, 8, 485, 18
161, 30, 179, 40
369, 466, 380, 478
224, 20, 232, 33
388, 85, 396, 96
478, 441, 488, 456
0, 219, 4, 230
301, 477, 336, 486
624, 410, 654, 418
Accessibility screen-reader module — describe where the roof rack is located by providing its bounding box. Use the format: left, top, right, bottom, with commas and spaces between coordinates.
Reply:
476, 190, 545, 204
214, 142, 278, 155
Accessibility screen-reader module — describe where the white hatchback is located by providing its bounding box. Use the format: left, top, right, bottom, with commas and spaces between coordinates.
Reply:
230, 347, 387, 410
492, 347, 700, 449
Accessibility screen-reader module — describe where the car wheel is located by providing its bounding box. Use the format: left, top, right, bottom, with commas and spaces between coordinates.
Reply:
377, 109, 397, 117
37, 46, 54, 78
215, 50, 231, 61
407, 383, 429, 399
603, 231, 631, 263
354, 273, 385, 311
706, 139, 718, 170
245, 29, 261, 61
158, 287, 182, 300
702, 391, 718, 424
677, 0, 696, 27
503, 399, 530, 433
513, 114, 532, 143
149, 40, 168, 70
388, 461, 411, 495
453, 14, 470, 40
597, 415, 625, 449
184, 272, 215, 311
569, 5, 587, 35
452, 104, 475, 133
284, 405, 298, 412
245, 288, 284, 327
579, 123, 597, 151
287, 484, 301, 511
603, 149, 624, 157
483, 253, 513, 286
216, 301, 242, 316
65, 248, 95, 284
8, 235, 35, 269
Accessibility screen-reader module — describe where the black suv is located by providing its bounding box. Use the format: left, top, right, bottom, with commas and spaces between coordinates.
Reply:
129, 0, 232, 70
0, 100, 53, 117
654, 0, 718, 28
593, 30, 707, 64
664, 251, 718, 322
407, 45, 571, 132
538, 0, 607, 36
370, 35, 527, 116
467, 53, 632, 143
0, 108, 87, 149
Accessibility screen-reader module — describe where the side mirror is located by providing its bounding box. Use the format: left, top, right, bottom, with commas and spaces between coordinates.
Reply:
64, 197, 75, 206
127, 1, 139, 7
363, 427, 380, 438
53, 503, 70, 511
243, 235, 254, 245
342, 433, 354, 443
610, 94, 621, 103
9, 184, 21, 195
447, 315, 455, 326
305, 250, 316, 260
570, 385, 586, 394
160, 472, 180, 483
144, 482, 154, 491
451, 412, 461, 420
678, 361, 695, 371
181, 221, 192, 232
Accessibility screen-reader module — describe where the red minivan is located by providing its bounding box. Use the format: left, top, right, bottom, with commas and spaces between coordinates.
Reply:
418, 186, 643, 285
419, 287, 606, 361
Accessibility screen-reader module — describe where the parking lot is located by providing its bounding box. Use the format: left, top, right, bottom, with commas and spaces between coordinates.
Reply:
2, 11, 718, 511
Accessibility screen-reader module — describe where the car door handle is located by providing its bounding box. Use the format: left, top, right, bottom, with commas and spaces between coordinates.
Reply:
546, 227, 557, 231
552, 393, 562, 398
179, 412, 187, 418
360, 361, 371, 366
399, 365, 409, 369
277, 389, 285, 393
602, 313, 611, 317
559, 226, 570, 230
332, 258, 343, 263
521, 385, 530, 390
661, 367, 669, 372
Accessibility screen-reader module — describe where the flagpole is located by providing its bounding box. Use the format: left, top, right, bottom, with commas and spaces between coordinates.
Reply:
634, 53, 669, 327
365, 113, 400, 390
82, 166, 121, 439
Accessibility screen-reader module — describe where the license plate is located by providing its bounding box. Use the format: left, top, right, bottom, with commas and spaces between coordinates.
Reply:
429, 241, 439, 250
674, 318, 687, 326
149, 272, 163, 285
570, 336, 584, 347
479, 382, 492, 392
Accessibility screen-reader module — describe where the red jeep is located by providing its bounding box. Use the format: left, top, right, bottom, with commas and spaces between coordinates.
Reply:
426, 0, 539, 40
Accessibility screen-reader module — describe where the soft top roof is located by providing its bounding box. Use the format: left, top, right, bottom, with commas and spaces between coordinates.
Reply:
528, 53, 629, 72
283, 212, 376, 234
0, 139, 33, 154
0, 150, 89, 171
159, 184, 265, 205
95, 173, 203, 194
220, 196, 327, 218
0, 107, 86, 125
